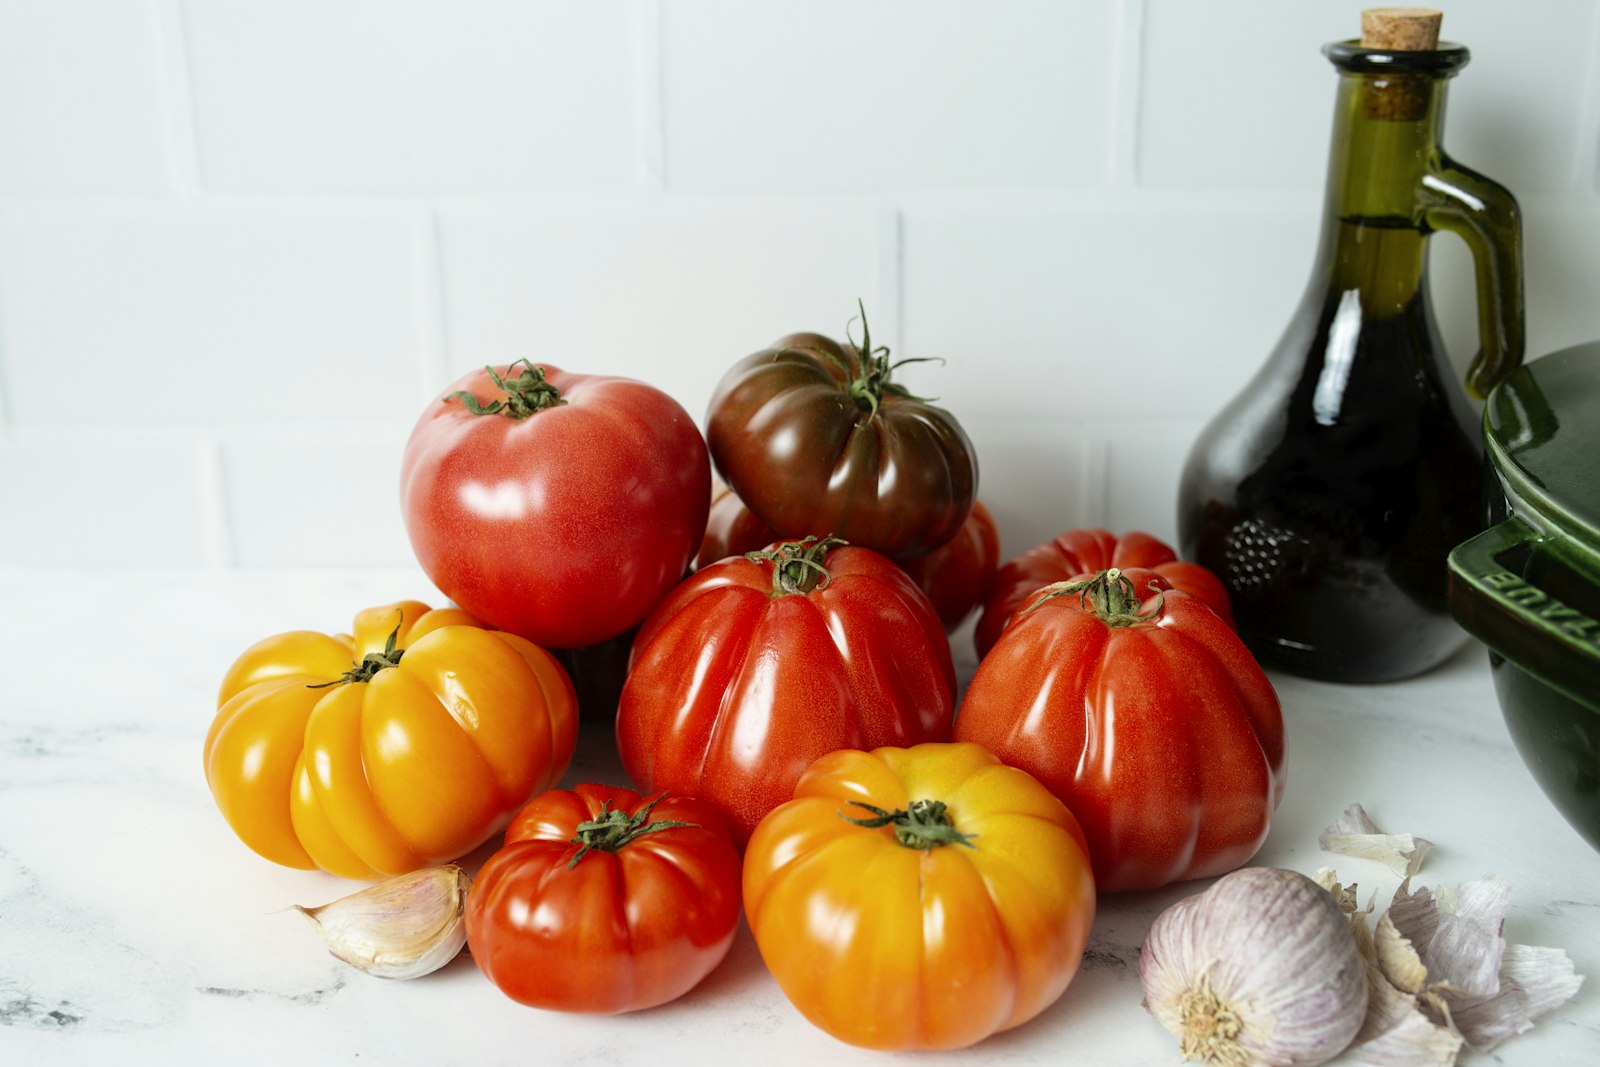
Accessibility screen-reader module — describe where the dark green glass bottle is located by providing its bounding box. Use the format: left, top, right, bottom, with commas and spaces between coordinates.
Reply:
1177, 36, 1525, 683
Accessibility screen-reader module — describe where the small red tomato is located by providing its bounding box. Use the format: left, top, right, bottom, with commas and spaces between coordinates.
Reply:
975, 528, 1232, 657
901, 499, 1000, 631
955, 568, 1283, 893
401, 361, 710, 648
465, 784, 741, 1014
618, 536, 956, 844
694, 484, 777, 570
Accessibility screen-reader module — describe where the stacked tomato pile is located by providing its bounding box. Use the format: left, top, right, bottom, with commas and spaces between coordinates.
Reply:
201, 310, 1284, 1051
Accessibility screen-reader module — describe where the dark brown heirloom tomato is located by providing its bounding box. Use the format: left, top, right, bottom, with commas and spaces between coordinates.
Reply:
705, 308, 978, 562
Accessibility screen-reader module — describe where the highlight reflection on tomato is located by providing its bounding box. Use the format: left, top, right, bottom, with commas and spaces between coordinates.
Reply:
401, 361, 710, 648
617, 537, 955, 844
466, 784, 741, 1014
743, 742, 1096, 1050
957, 568, 1283, 892
204, 601, 578, 880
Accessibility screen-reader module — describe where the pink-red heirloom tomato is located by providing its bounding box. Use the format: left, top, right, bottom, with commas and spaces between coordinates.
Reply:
955, 568, 1284, 893
401, 361, 710, 648
204, 601, 578, 880
696, 487, 999, 633
743, 742, 1096, 1050
901, 499, 1000, 631
617, 537, 956, 844
974, 527, 1233, 657
704, 307, 978, 562
466, 784, 741, 1014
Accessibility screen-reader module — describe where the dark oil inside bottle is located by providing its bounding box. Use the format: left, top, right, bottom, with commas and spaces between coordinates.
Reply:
1179, 214, 1484, 682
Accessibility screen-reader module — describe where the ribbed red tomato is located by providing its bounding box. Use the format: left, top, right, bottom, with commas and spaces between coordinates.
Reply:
617, 537, 956, 843
974, 528, 1232, 657
401, 361, 710, 649
955, 568, 1284, 893
465, 784, 741, 1014
696, 488, 999, 633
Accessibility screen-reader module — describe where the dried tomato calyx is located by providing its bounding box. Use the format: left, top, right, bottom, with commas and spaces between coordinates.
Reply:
745, 535, 847, 596
447, 359, 566, 419
307, 619, 405, 689
840, 799, 978, 851
567, 794, 698, 869
1024, 567, 1166, 628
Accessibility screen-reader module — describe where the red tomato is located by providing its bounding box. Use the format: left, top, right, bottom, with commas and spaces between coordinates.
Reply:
465, 783, 741, 1014
617, 537, 956, 843
705, 309, 978, 562
901, 500, 1000, 631
954, 568, 1284, 893
974, 527, 1232, 657
696, 488, 1000, 633
401, 362, 710, 648
694, 484, 777, 570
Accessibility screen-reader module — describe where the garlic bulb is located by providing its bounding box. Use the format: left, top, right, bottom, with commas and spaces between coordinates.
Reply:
292, 865, 470, 980
1140, 867, 1368, 1066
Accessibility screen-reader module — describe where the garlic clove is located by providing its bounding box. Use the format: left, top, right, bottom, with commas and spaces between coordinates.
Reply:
292, 865, 470, 980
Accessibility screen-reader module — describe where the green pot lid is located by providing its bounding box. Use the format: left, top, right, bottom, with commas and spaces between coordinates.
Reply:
1486, 341, 1600, 546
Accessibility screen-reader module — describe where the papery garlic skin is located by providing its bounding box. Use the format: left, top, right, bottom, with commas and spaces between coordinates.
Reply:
1140, 867, 1368, 1066
293, 865, 470, 980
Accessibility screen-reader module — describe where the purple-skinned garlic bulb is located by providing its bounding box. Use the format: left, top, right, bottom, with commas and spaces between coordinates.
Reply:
1140, 867, 1369, 1066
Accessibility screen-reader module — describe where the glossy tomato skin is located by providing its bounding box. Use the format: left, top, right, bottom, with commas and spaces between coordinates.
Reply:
204, 601, 578, 880
696, 488, 999, 633
743, 742, 1096, 1050
617, 541, 956, 844
466, 784, 741, 1014
401, 364, 710, 648
955, 569, 1283, 893
974, 527, 1233, 657
705, 332, 977, 562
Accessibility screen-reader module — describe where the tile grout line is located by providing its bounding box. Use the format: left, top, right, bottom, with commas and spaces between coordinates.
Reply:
877, 206, 903, 354
1107, 0, 1147, 191
1569, 1, 1600, 192
635, 0, 667, 193
197, 439, 234, 569
417, 209, 451, 397
155, 0, 204, 195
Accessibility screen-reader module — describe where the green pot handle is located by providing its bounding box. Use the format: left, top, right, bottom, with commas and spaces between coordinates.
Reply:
1447, 517, 1600, 707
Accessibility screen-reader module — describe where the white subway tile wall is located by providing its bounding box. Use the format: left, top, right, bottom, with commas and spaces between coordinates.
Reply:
1, 0, 1598, 569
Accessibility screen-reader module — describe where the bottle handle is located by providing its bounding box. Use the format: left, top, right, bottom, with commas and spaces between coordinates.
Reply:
1421, 159, 1526, 399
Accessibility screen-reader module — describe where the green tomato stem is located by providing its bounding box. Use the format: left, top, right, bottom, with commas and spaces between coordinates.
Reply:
567, 794, 698, 868
839, 799, 978, 851
745, 535, 847, 596
1020, 567, 1166, 628
306, 614, 405, 689
447, 360, 566, 419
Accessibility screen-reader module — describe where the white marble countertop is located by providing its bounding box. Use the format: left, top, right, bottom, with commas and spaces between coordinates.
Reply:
3, 567, 1597, 1065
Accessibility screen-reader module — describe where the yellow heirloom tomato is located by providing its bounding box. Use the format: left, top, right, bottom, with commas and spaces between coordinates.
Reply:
204, 601, 578, 880
742, 742, 1097, 1051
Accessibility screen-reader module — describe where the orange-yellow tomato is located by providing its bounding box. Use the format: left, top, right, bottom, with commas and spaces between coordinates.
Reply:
204, 601, 578, 880
742, 742, 1097, 1051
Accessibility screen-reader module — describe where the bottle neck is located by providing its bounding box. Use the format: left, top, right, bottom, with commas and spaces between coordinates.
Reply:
1313, 68, 1451, 317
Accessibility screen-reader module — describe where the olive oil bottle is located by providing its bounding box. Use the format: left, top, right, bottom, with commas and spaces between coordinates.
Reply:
1177, 9, 1525, 682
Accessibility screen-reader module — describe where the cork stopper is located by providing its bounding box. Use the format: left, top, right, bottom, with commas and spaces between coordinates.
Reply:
1361, 8, 1443, 51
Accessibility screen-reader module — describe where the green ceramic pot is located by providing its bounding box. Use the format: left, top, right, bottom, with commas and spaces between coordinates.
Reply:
1448, 342, 1600, 852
